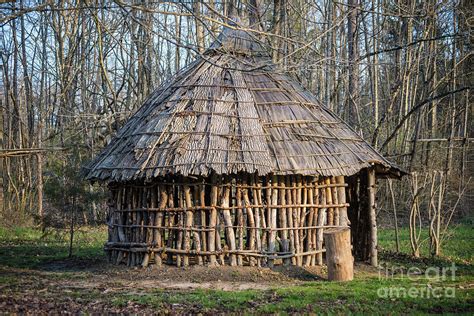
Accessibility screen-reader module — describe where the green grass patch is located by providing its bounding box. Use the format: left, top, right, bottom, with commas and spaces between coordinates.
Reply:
378, 225, 473, 264
0, 226, 106, 269
112, 289, 266, 311
108, 277, 473, 314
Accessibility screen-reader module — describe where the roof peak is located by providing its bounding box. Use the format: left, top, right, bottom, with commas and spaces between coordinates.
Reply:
205, 22, 269, 57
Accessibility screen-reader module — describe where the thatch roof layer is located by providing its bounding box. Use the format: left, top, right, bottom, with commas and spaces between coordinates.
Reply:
85, 27, 402, 182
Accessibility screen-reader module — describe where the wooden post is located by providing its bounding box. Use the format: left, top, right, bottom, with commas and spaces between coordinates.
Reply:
335, 176, 349, 226
268, 175, 278, 268
316, 181, 327, 265
367, 168, 378, 267
253, 174, 262, 267
243, 176, 256, 266
236, 183, 244, 266
305, 181, 315, 266
221, 178, 237, 266
208, 177, 218, 265
286, 177, 296, 265
324, 227, 354, 281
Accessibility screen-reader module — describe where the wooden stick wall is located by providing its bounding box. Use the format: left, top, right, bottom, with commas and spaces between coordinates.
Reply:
105, 174, 349, 267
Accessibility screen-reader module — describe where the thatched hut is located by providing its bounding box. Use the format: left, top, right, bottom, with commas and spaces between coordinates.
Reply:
85, 25, 402, 268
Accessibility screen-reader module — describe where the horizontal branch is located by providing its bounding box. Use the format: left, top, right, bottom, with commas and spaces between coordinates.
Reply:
360, 34, 459, 61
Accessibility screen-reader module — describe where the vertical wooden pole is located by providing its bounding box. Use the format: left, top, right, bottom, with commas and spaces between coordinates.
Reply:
155, 185, 167, 266
295, 175, 303, 266
286, 177, 296, 265
236, 182, 244, 266
199, 184, 207, 254
278, 176, 290, 266
183, 185, 192, 266
243, 176, 256, 266
184, 185, 202, 265
278, 176, 288, 242
367, 168, 378, 267
208, 176, 218, 265
253, 175, 262, 267
331, 177, 340, 226
305, 179, 315, 266
221, 178, 236, 266
166, 185, 175, 265
258, 177, 267, 252
311, 183, 319, 265
336, 176, 349, 226
268, 175, 278, 267
325, 178, 334, 226
265, 175, 271, 259
316, 181, 327, 265
300, 177, 308, 263
176, 187, 184, 267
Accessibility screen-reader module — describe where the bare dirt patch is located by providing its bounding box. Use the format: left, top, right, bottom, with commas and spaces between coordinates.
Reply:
37, 258, 337, 291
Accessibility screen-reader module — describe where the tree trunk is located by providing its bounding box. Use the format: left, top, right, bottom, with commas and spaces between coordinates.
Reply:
367, 168, 378, 266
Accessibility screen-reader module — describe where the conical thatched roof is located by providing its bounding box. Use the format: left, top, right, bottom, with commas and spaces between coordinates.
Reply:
85, 26, 402, 182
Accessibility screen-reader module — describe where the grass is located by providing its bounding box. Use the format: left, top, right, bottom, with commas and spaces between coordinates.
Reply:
0, 224, 472, 314
107, 276, 472, 314
378, 224, 473, 264
0, 226, 106, 269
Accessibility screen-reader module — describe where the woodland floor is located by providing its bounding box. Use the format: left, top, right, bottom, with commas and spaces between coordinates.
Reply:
0, 226, 472, 314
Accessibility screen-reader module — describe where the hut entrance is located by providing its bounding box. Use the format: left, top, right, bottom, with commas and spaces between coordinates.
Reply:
105, 174, 349, 267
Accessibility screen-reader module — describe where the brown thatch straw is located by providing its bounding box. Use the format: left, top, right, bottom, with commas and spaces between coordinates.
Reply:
84, 26, 401, 182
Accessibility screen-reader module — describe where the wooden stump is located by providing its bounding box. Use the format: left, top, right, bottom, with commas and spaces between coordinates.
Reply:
324, 227, 353, 281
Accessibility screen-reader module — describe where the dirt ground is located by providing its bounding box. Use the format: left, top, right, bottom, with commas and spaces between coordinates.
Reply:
0, 258, 378, 314
40, 257, 329, 290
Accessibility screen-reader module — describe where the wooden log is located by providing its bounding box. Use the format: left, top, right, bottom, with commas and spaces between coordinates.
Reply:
183, 186, 192, 266
300, 177, 308, 264
305, 181, 315, 266
236, 183, 244, 266
294, 175, 303, 266
311, 183, 319, 266
142, 187, 154, 268
243, 177, 256, 266
166, 185, 175, 265
278, 176, 288, 242
184, 185, 203, 265
257, 177, 267, 252
268, 175, 278, 267
368, 168, 378, 267
208, 177, 218, 265
325, 178, 334, 226
176, 188, 184, 267
215, 211, 225, 265
221, 179, 237, 266
155, 186, 168, 266
331, 177, 340, 226
278, 176, 289, 265
199, 184, 207, 253
324, 227, 354, 281
252, 175, 262, 267
286, 177, 296, 265
265, 175, 271, 257
336, 176, 349, 226
316, 183, 327, 265
117, 188, 126, 242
